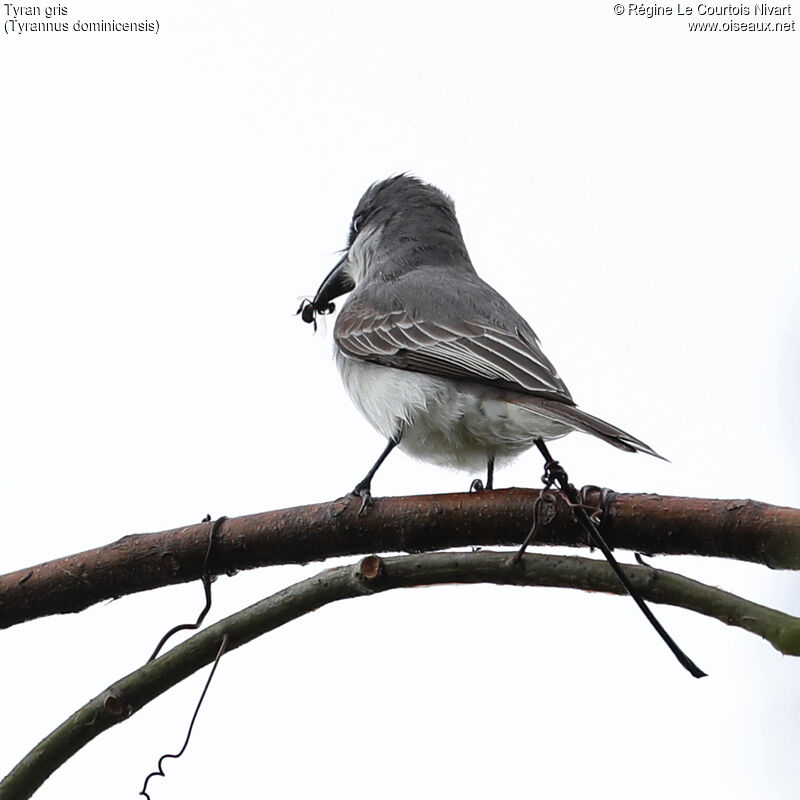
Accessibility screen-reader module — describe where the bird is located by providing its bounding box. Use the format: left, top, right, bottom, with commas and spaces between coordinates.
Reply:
299, 175, 705, 678
300, 174, 661, 508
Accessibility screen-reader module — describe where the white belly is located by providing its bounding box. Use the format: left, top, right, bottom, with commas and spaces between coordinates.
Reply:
335, 350, 569, 472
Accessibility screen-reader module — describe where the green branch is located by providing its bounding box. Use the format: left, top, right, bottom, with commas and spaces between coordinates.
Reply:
3, 550, 800, 799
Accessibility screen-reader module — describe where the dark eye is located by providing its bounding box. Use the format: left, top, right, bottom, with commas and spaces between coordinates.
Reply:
352, 215, 363, 233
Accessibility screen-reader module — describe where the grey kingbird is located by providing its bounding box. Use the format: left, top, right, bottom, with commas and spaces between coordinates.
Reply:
299, 175, 705, 678
300, 174, 660, 505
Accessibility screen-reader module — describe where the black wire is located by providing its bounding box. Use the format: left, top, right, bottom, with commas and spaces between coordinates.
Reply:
139, 634, 230, 799
147, 516, 227, 664
534, 440, 706, 679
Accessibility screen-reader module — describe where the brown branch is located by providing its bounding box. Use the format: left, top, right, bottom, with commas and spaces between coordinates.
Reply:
4, 550, 800, 800
1, 489, 799, 630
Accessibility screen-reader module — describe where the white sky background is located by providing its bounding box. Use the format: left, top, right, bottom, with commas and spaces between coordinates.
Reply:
1, 1, 799, 797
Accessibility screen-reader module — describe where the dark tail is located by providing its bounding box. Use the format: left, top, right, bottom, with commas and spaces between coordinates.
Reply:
510, 397, 665, 460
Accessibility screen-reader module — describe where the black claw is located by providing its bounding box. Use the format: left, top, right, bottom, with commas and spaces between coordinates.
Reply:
470, 478, 485, 493
351, 483, 373, 515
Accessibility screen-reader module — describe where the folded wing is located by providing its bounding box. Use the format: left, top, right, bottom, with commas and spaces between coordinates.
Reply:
335, 306, 574, 404
334, 282, 661, 458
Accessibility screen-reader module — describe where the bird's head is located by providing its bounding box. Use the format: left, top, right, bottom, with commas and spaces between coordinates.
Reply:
298, 175, 470, 327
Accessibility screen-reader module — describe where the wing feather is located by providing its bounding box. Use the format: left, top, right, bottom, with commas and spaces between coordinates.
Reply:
335, 306, 573, 403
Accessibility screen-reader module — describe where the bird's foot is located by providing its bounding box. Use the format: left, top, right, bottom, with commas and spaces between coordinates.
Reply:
469, 478, 485, 492
350, 481, 373, 515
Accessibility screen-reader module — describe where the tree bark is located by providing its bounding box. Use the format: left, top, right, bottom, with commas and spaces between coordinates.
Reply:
2, 489, 799, 630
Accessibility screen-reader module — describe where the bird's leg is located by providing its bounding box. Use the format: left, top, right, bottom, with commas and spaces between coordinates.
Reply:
519, 438, 707, 679
469, 455, 495, 492
351, 434, 401, 514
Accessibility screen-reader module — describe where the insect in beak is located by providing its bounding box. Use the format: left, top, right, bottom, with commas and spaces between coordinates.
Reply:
296, 298, 336, 331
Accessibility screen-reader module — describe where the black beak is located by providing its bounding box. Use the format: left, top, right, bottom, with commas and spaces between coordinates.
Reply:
312, 252, 355, 309
297, 252, 355, 326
